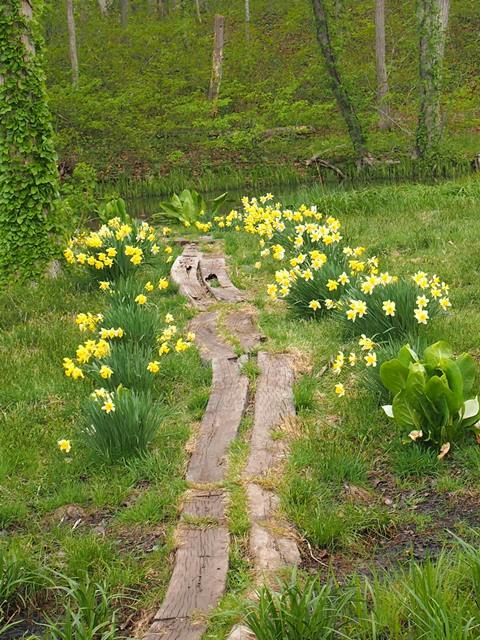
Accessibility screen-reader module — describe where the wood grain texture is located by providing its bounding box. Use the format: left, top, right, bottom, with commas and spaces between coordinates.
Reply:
200, 256, 245, 303
244, 352, 295, 478
225, 311, 264, 352
170, 245, 212, 309
144, 617, 206, 640
187, 358, 248, 483
189, 312, 235, 362
154, 525, 229, 620
182, 489, 226, 521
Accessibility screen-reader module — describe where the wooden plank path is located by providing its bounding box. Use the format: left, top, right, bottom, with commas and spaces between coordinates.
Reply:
144, 244, 299, 640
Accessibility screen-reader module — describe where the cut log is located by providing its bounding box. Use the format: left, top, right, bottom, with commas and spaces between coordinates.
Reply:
170, 245, 212, 309
244, 352, 295, 478
187, 358, 248, 483
189, 312, 235, 362
200, 256, 245, 303
225, 310, 264, 352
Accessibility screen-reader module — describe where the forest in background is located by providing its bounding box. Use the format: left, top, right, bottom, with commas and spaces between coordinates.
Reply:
44, 0, 479, 182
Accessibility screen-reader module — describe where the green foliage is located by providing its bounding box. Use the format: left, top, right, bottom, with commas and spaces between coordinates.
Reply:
0, 546, 43, 615
245, 573, 351, 640
0, 0, 59, 280
153, 189, 227, 226
381, 340, 480, 449
82, 387, 161, 463
42, 574, 122, 640
285, 259, 346, 318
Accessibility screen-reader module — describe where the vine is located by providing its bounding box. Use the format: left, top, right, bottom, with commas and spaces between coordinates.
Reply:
0, 0, 59, 280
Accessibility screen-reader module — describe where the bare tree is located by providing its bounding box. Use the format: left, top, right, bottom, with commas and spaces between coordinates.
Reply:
208, 14, 225, 103
416, 0, 450, 159
310, 0, 368, 157
66, 0, 79, 86
245, 0, 250, 37
375, 0, 390, 129
97, 0, 108, 14
120, 0, 128, 26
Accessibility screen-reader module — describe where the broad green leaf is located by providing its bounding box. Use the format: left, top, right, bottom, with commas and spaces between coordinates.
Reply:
380, 358, 409, 395
392, 389, 422, 430
456, 353, 476, 397
423, 341, 453, 370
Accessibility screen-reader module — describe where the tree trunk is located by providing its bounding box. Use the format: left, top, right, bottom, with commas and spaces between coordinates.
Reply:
66, 0, 78, 86
194, 0, 202, 22
208, 14, 224, 103
415, 0, 450, 159
375, 0, 390, 130
0, 0, 59, 277
120, 0, 128, 26
310, 0, 368, 157
97, 0, 108, 14
245, 0, 250, 38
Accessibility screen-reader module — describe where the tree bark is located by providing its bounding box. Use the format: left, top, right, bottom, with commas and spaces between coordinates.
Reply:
208, 14, 225, 103
0, 0, 59, 276
245, 0, 250, 38
66, 0, 78, 86
415, 0, 450, 159
310, 0, 368, 157
97, 0, 108, 14
375, 0, 390, 130
120, 0, 128, 26
194, 0, 202, 22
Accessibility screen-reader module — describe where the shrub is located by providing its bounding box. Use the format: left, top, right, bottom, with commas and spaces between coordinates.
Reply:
381, 341, 480, 455
81, 387, 161, 462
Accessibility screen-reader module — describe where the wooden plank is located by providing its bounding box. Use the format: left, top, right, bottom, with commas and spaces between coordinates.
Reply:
244, 352, 295, 478
170, 245, 212, 309
182, 489, 226, 521
225, 310, 264, 352
144, 617, 206, 640
154, 526, 229, 620
189, 312, 235, 362
187, 358, 248, 483
246, 483, 300, 571
200, 256, 245, 303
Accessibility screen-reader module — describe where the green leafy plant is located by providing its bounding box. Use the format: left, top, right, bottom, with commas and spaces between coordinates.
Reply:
245, 573, 351, 640
0, 547, 43, 616
42, 574, 123, 640
81, 387, 163, 462
154, 189, 227, 227
380, 341, 480, 452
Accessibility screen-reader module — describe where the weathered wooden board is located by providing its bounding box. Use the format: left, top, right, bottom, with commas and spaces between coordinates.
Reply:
200, 256, 245, 303
225, 310, 264, 352
187, 358, 248, 483
170, 245, 212, 309
189, 312, 236, 362
182, 489, 226, 520
246, 484, 300, 571
244, 352, 295, 478
144, 617, 206, 640
153, 525, 229, 620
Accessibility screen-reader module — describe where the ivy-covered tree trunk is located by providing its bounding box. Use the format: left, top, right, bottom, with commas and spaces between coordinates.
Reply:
310, 0, 368, 158
415, 0, 450, 160
0, 0, 59, 279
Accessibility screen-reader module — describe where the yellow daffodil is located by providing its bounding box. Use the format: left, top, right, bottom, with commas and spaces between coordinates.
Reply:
135, 294, 147, 305
147, 361, 160, 373
382, 300, 396, 317
57, 439, 71, 453
335, 383, 345, 397
99, 365, 113, 379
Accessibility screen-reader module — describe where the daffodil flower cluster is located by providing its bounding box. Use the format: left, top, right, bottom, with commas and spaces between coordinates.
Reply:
64, 216, 172, 279
332, 334, 378, 398
147, 316, 196, 373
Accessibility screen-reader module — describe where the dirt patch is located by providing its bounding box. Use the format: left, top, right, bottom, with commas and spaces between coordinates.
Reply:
299, 480, 480, 579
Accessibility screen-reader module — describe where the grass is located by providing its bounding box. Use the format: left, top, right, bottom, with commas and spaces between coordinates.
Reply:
221, 176, 480, 564
0, 257, 209, 631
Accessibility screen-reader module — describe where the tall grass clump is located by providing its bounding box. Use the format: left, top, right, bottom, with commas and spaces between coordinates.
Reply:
82, 387, 161, 463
